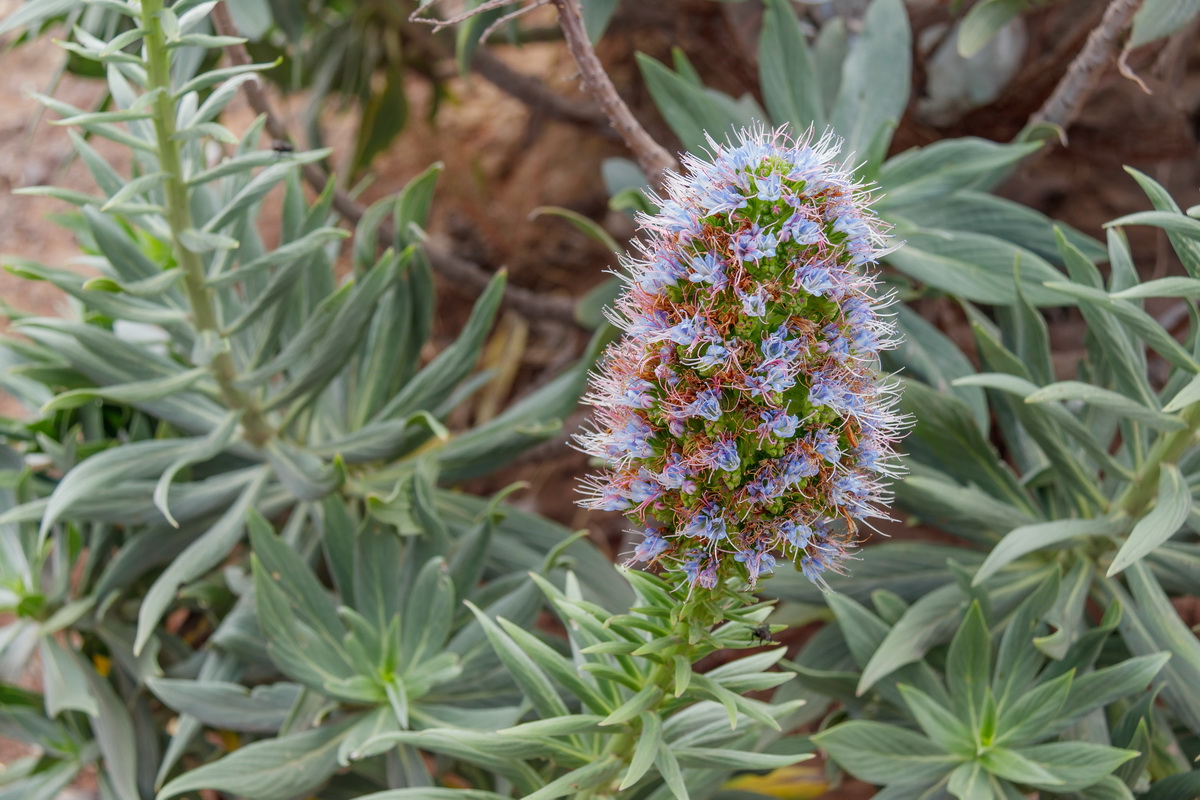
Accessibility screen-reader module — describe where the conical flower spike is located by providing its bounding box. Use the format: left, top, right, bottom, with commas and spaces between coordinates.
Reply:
577, 126, 908, 592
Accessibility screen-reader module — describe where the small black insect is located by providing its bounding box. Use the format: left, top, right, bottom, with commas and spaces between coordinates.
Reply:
751, 623, 775, 645
271, 139, 295, 157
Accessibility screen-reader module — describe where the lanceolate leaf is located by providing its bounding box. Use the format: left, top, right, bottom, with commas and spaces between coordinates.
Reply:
814, 720, 960, 786
974, 518, 1127, 585
157, 719, 355, 800
135, 469, 268, 654
1108, 464, 1191, 576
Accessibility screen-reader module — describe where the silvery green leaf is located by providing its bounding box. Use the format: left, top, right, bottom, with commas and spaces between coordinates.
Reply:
899, 380, 1029, 509
1130, 0, 1200, 48
222, 251, 320, 334
166, 33, 246, 49
394, 162, 444, 249
0, 0, 81, 34
636, 52, 757, 153
207, 227, 348, 288
616, 711, 661, 789
813, 721, 959, 787
858, 584, 966, 694
957, 0, 1025, 58
974, 518, 1124, 585
463, 600, 571, 720
357, 729, 543, 792
312, 413, 448, 464
31, 92, 154, 151
157, 719, 353, 800
337, 705, 400, 766
82, 206, 161, 282
1111, 276, 1200, 299
1108, 464, 1191, 577
1028, 557, 1089, 660
11, 186, 100, 206
1106, 565, 1200, 732
830, 0, 910, 164
1164, 373, 1200, 412
897, 474, 1033, 540
39, 438, 212, 542
375, 270, 505, 420
494, 618, 609, 714
887, 228, 1069, 306
84, 663, 139, 800
759, 0, 823, 130
878, 139, 1040, 209
82, 267, 183, 298
39, 638, 99, 718
147, 678, 299, 733
135, 469, 268, 654
889, 191, 1107, 263
400, 557, 455, 670
247, 510, 345, 636
1124, 168, 1200, 277
202, 151, 332, 234
42, 366, 210, 415
1026, 381, 1183, 431
523, 758, 625, 800
885, 306, 987, 433
354, 792, 511, 800
154, 411, 243, 527
174, 60, 279, 101
179, 227, 238, 253
1044, 282, 1199, 373
262, 255, 401, 410
183, 73, 261, 128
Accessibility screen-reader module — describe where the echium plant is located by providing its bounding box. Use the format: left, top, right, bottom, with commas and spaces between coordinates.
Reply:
579, 126, 906, 592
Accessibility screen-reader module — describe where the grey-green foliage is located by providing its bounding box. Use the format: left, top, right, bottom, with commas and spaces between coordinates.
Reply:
764, 179, 1200, 797
807, 583, 1169, 799
0, 0, 628, 796
617, 0, 1113, 427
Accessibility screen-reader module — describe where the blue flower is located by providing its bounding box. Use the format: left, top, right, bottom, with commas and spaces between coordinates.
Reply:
780, 520, 813, 549
731, 225, 778, 262
756, 172, 783, 202
695, 343, 730, 370
687, 389, 723, 422
630, 530, 670, 563
810, 428, 841, 463
758, 410, 800, 439
795, 263, 838, 297
683, 549, 720, 588
740, 290, 768, 318
687, 253, 726, 287
682, 510, 728, 542
666, 316, 709, 346
735, 546, 777, 586
707, 438, 741, 472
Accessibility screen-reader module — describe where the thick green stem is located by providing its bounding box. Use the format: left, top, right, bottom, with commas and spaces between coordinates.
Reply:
141, 0, 272, 447
583, 599, 715, 799
1115, 402, 1200, 519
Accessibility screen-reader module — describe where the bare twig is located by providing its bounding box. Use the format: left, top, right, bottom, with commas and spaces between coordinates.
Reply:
549, 0, 677, 190
209, 3, 583, 329
1029, 0, 1146, 133
478, 0, 553, 44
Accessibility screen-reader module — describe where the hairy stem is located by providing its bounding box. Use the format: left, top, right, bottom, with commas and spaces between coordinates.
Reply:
1115, 402, 1200, 519
141, 0, 273, 447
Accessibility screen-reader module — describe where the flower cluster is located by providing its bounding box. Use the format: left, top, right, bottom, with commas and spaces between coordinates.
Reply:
577, 126, 907, 591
